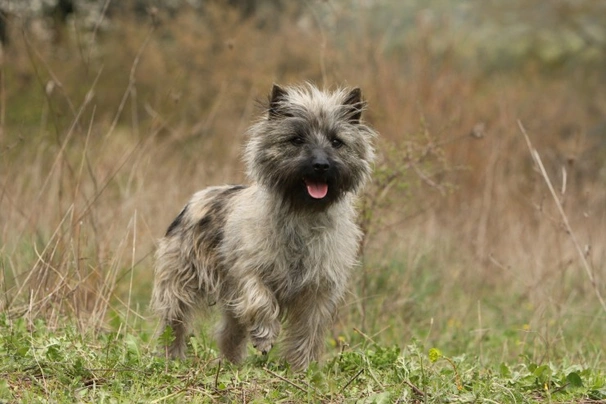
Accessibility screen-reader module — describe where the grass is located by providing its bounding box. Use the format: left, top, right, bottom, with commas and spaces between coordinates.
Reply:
1, 2, 605, 402
2, 314, 604, 403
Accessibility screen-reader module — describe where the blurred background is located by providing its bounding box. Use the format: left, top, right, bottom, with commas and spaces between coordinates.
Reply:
1, 0, 605, 362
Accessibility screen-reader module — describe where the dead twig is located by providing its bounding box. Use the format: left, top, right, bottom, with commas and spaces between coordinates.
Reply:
404, 380, 426, 398
107, 23, 156, 138
339, 368, 363, 395
262, 367, 309, 395
518, 120, 606, 313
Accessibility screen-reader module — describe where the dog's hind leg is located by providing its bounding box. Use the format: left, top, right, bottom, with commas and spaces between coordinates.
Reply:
216, 309, 248, 364
151, 240, 201, 359
163, 305, 191, 359
152, 285, 199, 359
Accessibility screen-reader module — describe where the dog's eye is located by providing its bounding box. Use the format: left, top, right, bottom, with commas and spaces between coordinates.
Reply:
290, 136, 305, 145
331, 138, 344, 149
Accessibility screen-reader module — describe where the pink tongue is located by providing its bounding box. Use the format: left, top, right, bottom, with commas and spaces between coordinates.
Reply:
306, 180, 328, 199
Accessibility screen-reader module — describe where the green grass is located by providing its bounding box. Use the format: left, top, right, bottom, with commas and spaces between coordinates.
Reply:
1, 314, 604, 403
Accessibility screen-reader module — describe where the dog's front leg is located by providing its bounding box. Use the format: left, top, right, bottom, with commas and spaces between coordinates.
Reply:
282, 290, 338, 370
231, 274, 281, 355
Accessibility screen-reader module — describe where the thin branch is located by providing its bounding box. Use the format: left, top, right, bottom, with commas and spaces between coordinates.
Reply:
263, 367, 309, 394
213, 359, 221, 390
404, 380, 426, 397
339, 368, 363, 395
107, 24, 155, 138
87, 0, 113, 65
518, 120, 606, 313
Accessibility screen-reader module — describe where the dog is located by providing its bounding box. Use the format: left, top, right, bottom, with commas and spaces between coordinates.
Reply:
151, 83, 376, 370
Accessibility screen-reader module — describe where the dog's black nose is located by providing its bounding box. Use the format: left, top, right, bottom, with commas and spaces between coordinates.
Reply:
312, 149, 330, 172
313, 160, 330, 172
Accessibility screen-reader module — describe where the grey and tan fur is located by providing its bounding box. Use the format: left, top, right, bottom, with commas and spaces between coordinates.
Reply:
151, 83, 376, 370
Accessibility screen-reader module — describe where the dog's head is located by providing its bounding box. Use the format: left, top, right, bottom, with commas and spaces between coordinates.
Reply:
245, 83, 376, 212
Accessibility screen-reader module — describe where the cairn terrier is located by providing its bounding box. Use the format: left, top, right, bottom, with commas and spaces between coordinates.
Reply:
151, 83, 376, 370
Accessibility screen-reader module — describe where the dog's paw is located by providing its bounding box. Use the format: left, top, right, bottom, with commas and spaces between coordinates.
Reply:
250, 320, 281, 355
161, 342, 186, 360
251, 337, 274, 355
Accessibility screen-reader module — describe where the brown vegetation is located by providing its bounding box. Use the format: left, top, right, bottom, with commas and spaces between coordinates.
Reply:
1, 3, 604, 360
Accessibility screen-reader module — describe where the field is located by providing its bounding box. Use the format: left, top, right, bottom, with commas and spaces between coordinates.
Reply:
1, 2, 605, 402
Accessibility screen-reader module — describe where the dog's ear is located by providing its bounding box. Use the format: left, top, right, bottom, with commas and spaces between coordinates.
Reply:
269, 84, 288, 120
344, 88, 364, 125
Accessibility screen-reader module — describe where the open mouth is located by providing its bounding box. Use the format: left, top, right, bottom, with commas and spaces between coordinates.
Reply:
304, 178, 328, 199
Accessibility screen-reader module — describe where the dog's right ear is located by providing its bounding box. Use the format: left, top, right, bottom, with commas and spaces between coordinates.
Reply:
269, 84, 288, 120
344, 88, 364, 125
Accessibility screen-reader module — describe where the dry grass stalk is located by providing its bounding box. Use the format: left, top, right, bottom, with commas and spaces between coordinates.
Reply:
518, 120, 606, 313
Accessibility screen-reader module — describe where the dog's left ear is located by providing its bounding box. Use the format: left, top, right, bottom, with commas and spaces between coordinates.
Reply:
344, 88, 364, 124
269, 84, 288, 120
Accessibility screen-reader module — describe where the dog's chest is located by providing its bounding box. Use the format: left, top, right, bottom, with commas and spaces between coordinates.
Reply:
267, 223, 348, 298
